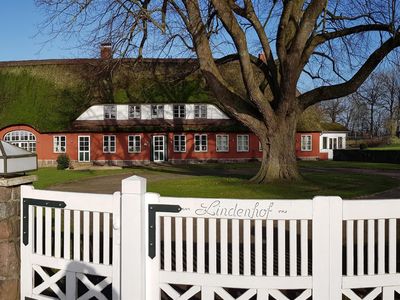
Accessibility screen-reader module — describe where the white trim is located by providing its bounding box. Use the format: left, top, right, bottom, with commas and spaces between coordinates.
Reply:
173, 134, 186, 153
173, 104, 186, 119
104, 104, 117, 120
301, 134, 312, 152
237, 134, 249, 152
53, 135, 66, 153
128, 135, 141, 153
103, 135, 116, 153
216, 134, 229, 152
78, 135, 90, 162
194, 134, 208, 152
128, 105, 141, 119
152, 135, 166, 162
151, 105, 164, 119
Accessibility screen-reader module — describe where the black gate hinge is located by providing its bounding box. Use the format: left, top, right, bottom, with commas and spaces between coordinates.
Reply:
148, 204, 182, 259
22, 198, 66, 246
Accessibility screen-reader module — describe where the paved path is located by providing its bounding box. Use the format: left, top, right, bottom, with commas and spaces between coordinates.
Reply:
48, 166, 400, 198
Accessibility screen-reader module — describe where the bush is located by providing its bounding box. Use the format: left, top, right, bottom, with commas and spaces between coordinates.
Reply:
56, 154, 70, 170
359, 143, 368, 150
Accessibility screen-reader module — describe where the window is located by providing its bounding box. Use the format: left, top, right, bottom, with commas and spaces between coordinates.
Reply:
259, 141, 262, 152
194, 104, 207, 118
128, 105, 141, 119
3, 130, 36, 152
53, 136, 66, 153
237, 135, 249, 152
338, 137, 344, 149
151, 105, 164, 119
173, 105, 186, 119
216, 135, 229, 152
301, 135, 312, 151
173, 134, 186, 152
322, 137, 328, 149
104, 105, 117, 119
128, 135, 141, 153
194, 134, 208, 152
103, 135, 116, 153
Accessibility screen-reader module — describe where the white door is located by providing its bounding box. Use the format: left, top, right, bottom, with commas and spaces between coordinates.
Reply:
78, 136, 90, 162
152, 135, 165, 162
328, 138, 338, 159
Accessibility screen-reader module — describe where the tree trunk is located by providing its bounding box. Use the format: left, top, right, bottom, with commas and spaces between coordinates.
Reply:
251, 116, 300, 183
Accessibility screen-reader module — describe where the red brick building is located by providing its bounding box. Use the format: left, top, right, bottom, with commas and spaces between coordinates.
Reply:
0, 50, 347, 166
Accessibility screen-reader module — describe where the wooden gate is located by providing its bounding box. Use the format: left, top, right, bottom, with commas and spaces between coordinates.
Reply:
143, 195, 315, 299
20, 186, 120, 300
20, 175, 400, 299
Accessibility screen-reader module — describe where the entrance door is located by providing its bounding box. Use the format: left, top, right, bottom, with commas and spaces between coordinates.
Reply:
152, 135, 165, 162
78, 136, 90, 162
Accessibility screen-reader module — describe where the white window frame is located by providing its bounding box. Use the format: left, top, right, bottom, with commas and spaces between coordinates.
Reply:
259, 141, 262, 152
338, 137, 344, 149
104, 105, 117, 120
322, 136, 328, 150
128, 135, 141, 153
194, 134, 208, 152
53, 136, 66, 153
237, 135, 249, 152
173, 104, 186, 119
3, 130, 36, 153
301, 135, 312, 151
173, 134, 186, 152
128, 105, 141, 119
151, 105, 164, 119
216, 134, 229, 152
103, 135, 116, 153
194, 104, 207, 119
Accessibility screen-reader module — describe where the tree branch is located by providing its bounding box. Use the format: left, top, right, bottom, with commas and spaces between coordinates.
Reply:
300, 34, 400, 107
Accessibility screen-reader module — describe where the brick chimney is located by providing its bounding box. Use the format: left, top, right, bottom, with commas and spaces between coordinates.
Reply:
100, 43, 113, 60
258, 52, 266, 62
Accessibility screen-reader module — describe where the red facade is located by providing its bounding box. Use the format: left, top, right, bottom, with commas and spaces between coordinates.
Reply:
0, 125, 264, 166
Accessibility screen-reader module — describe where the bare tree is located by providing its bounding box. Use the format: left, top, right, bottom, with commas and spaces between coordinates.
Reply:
36, 0, 400, 182
356, 74, 386, 136
379, 69, 400, 136
320, 99, 347, 123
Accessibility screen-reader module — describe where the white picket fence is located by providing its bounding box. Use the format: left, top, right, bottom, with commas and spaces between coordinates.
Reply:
20, 175, 400, 300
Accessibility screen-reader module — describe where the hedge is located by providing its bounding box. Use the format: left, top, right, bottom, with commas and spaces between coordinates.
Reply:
333, 150, 400, 164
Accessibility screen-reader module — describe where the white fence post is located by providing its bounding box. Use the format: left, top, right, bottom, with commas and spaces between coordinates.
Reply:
312, 196, 343, 300
121, 175, 147, 300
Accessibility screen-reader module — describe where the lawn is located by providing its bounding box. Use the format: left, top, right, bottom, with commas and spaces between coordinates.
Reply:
368, 144, 400, 150
147, 172, 398, 199
299, 160, 400, 170
30, 161, 399, 199
30, 168, 133, 189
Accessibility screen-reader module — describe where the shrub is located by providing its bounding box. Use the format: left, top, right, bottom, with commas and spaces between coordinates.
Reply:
56, 154, 70, 170
359, 143, 368, 150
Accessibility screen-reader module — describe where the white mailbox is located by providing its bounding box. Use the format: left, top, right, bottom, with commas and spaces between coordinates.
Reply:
0, 141, 37, 175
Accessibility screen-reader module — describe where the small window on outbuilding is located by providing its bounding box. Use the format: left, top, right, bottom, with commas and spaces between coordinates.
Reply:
301, 135, 312, 151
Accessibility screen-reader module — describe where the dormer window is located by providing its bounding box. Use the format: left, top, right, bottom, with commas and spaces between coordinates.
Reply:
173, 104, 186, 119
128, 105, 141, 119
194, 104, 207, 119
104, 105, 117, 120
151, 105, 164, 119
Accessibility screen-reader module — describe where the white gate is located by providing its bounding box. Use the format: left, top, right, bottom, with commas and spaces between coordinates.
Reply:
143, 196, 314, 299
20, 186, 120, 300
20, 176, 400, 299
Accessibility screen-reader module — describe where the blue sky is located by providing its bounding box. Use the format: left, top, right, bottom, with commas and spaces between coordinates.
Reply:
0, 1, 84, 61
